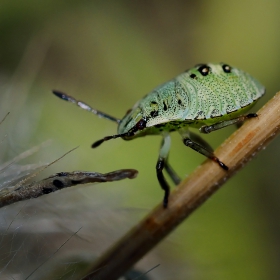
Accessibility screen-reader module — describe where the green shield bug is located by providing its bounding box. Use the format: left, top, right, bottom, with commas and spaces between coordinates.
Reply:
53, 63, 265, 208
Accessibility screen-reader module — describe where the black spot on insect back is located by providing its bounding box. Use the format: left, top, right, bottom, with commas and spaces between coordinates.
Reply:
150, 110, 159, 117
210, 108, 221, 118
222, 64, 231, 73
163, 101, 168, 111
190, 73, 196, 79
194, 111, 206, 120
198, 65, 210, 76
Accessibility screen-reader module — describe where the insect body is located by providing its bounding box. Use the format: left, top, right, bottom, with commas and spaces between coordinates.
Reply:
53, 63, 265, 208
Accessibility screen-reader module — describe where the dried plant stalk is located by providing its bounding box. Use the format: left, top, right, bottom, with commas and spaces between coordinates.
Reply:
0, 169, 137, 208
82, 92, 280, 280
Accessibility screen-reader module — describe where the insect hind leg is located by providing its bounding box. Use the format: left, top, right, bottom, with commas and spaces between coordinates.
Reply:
180, 129, 228, 171
189, 131, 214, 152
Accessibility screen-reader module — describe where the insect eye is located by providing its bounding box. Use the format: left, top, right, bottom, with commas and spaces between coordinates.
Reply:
136, 118, 146, 130
222, 64, 231, 73
197, 65, 211, 76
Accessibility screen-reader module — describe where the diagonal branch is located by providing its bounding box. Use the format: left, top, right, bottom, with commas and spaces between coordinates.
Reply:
82, 91, 280, 280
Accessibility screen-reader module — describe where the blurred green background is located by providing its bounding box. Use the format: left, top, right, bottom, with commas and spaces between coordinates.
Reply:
0, 0, 279, 279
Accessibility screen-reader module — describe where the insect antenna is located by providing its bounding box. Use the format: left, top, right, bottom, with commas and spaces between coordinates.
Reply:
52, 90, 121, 124
91, 133, 127, 148
92, 118, 146, 148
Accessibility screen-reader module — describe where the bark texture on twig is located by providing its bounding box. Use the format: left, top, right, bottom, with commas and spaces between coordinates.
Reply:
82, 91, 280, 280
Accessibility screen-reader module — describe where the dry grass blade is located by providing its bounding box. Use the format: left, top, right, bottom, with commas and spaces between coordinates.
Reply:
82, 91, 280, 280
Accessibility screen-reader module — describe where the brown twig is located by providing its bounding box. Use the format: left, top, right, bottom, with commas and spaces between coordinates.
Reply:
82, 91, 280, 280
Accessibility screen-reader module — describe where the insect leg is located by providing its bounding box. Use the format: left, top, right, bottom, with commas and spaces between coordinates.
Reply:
157, 134, 171, 208
159, 139, 181, 185
200, 113, 257, 134
189, 131, 214, 152
180, 129, 228, 171
164, 159, 181, 185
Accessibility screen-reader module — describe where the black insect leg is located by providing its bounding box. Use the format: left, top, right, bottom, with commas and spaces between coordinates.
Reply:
165, 159, 181, 185
157, 134, 171, 208
199, 113, 258, 134
180, 129, 228, 171
159, 139, 181, 185
189, 131, 214, 152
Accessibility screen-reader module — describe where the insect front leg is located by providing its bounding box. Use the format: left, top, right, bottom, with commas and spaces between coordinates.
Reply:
179, 128, 229, 171
157, 134, 172, 208
199, 113, 257, 134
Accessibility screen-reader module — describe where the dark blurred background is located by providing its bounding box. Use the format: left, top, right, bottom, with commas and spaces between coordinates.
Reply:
0, 1, 279, 279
